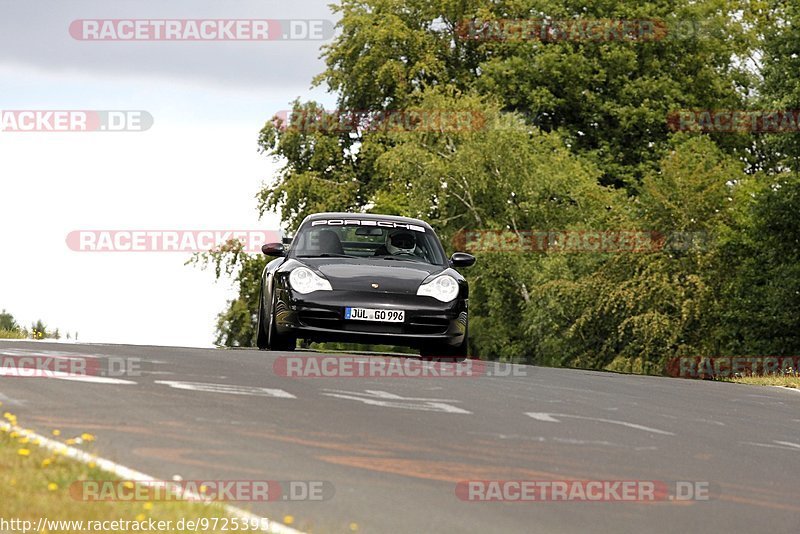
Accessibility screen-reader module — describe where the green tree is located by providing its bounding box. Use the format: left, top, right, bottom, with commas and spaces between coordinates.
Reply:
0, 309, 18, 331
316, 0, 756, 186
757, 1, 800, 173
525, 136, 742, 370
0, 309, 26, 339
30, 320, 47, 340
189, 240, 268, 347
368, 91, 625, 360
714, 171, 800, 355
205, 0, 781, 369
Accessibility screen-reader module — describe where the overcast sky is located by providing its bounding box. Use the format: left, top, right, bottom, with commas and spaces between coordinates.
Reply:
0, 0, 340, 347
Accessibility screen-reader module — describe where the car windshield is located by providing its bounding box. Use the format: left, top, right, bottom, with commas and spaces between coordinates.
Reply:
291, 221, 446, 265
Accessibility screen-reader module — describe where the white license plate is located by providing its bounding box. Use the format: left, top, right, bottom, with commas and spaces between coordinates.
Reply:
344, 307, 405, 322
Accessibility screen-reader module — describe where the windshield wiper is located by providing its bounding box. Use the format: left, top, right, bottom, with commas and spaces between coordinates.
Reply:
371, 255, 420, 262
296, 253, 357, 258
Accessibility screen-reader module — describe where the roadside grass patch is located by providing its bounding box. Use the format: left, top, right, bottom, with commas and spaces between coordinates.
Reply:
0, 413, 239, 533
726, 375, 800, 388
0, 329, 26, 339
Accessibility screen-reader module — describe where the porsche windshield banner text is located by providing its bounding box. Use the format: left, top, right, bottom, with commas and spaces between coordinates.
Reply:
310, 219, 427, 233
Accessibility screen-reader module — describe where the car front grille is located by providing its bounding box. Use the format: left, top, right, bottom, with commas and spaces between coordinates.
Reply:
298, 310, 340, 329
405, 316, 450, 335
298, 309, 451, 335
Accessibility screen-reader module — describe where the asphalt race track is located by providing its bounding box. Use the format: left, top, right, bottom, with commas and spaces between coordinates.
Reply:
1, 340, 798, 533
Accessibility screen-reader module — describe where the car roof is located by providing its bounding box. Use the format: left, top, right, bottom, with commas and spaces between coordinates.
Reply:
301, 212, 435, 231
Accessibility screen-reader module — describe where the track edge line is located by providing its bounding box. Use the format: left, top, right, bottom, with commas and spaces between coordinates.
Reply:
0, 421, 306, 534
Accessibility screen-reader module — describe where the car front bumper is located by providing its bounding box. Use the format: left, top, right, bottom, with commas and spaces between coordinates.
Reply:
273, 288, 468, 347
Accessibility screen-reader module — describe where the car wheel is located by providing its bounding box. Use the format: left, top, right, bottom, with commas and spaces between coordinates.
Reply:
256, 287, 268, 350
420, 329, 468, 362
267, 290, 296, 352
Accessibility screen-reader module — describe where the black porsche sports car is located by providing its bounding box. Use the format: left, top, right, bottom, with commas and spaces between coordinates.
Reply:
256, 213, 475, 357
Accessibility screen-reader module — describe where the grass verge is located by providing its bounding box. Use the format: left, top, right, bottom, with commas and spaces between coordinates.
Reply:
726, 375, 800, 388
0, 329, 26, 339
0, 412, 273, 533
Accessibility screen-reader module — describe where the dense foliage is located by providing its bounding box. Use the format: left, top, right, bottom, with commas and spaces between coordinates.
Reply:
199, 0, 800, 373
0, 310, 63, 340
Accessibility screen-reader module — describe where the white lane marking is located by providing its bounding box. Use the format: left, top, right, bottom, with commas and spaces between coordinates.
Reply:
525, 412, 675, 435
526, 412, 560, 422
471, 431, 654, 450
551, 437, 618, 446
0, 422, 304, 534
321, 389, 471, 414
0, 369, 136, 385
0, 348, 101, 358
658, 413, 726, 426
0, 348, 136, 384
742, 441, 800, 451
44, 373, 136, 385
773, 387, 800, 394
774, 440, 800, 449
155, 381, 295, 398
0, 392, 25, 406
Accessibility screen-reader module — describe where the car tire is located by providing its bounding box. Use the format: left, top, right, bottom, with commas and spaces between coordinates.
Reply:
267, 290, 296, 352
256, 287, 268, 350
420, 329, 468, 362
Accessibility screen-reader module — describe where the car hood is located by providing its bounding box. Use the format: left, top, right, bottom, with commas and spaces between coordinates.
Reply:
298, 258, 444, 294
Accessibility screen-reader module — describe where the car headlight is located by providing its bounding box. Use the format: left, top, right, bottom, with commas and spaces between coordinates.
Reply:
417, 274, 460, 302
289, 267, 333, 294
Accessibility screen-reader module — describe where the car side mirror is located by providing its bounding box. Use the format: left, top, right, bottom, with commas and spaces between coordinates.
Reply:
262, 243, 286, 257
450, 252, 476, 267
